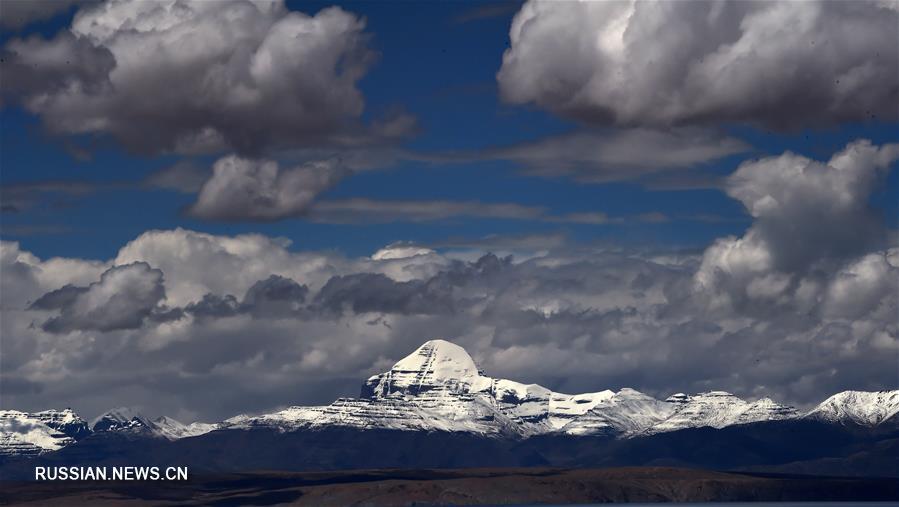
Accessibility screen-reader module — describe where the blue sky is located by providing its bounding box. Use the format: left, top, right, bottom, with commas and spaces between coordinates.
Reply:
3, 0, 894, 261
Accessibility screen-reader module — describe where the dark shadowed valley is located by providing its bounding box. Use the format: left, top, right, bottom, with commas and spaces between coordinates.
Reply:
2, 467, 898, 506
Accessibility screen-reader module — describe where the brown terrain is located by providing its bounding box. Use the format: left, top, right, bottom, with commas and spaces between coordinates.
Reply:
1, 467, 897, 506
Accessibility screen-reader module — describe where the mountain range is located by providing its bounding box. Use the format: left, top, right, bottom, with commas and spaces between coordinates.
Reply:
2, 339, 897, 477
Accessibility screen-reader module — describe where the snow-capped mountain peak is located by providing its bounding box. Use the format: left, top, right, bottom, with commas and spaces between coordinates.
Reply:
805, 390, 899, 426
152, 416, 219, 440
0, 409, 88, 457
650, 391, 797, 433
32, 408, 91, 440
88, 409, 218, 439
91, 407, 155, 433
362, 339, 492, 399
394, 339, 482, 380
561, 388, 676, 436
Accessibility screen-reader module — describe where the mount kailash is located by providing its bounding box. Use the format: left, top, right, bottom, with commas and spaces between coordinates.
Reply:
3, 339, 896, 460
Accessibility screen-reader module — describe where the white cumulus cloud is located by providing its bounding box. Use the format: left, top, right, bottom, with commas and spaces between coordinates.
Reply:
498, 0, 898, 129
1, 0, 400, 155
187, 156, 349, 221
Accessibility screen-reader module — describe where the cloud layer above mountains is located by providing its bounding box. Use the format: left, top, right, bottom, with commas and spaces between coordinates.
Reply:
2, 141, 896, 422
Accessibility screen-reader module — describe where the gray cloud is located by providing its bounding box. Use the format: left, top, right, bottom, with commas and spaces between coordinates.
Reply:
483, 129, 749, 184
187, 156, 349, 221
181, 275, 309, 320
183, 293, 241, 320
242, 275, 309, 318
307, 198, 676, 225
431, 232, 568, 252
29, 285, 88, 311
696, 140, 899, 312
29, 262, 166, 333
271, 126, 747, 188
0, 180, 99, 213
1, 31, 114, 99
314, 273, 456, 317
498, 0, 899, 129
2, 1, 405, 155
308, 198, 547, 224
143, 161, 210, 194
2, 167, 219, 216
414, 128, 750, 186
724, 140, 898, 270
546, 211, 669, 225
313, 254, 509, 317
